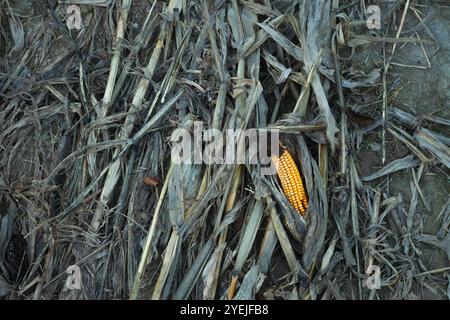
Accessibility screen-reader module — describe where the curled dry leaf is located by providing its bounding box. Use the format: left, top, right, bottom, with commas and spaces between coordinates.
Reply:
143, 176, 161, 187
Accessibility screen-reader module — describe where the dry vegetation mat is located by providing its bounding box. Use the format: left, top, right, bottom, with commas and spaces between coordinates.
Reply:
0, 0, 449, 299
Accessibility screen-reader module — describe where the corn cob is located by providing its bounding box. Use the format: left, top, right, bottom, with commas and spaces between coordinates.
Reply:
272, 149, 308, 215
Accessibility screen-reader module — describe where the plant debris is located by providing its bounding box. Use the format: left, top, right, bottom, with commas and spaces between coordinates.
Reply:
0, 0, 449, 300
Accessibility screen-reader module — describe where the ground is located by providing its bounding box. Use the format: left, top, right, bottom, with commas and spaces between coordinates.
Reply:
354, 4, 450, 299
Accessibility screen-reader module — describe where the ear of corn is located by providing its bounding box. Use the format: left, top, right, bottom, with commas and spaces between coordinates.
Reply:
272, 149, 308, 215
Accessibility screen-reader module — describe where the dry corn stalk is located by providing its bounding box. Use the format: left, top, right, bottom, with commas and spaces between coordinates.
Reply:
90, 38, 164, 232
272, 149, 308, 215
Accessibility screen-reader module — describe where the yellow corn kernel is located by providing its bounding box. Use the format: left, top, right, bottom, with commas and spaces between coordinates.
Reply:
272, 150, 308, 215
